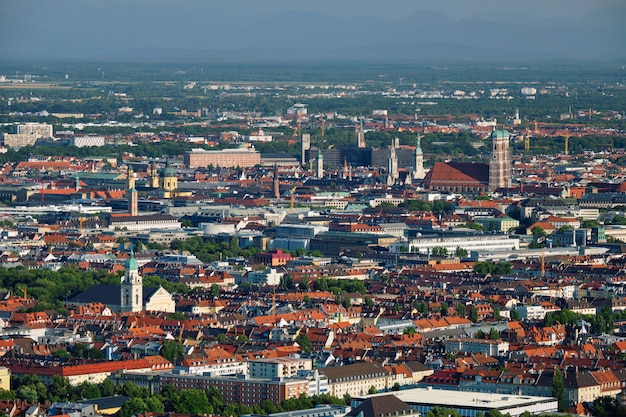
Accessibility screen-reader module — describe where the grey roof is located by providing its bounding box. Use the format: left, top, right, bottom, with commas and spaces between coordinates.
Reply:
403, 361, 431, 373
66, 284, 159, 306
564, 371, 597, 388
81, 395, 130, 410
320, 362, 390, 382
346, 395, 415, 417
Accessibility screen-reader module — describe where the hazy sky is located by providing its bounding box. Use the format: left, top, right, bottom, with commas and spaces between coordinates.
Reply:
1, 0, 624, 60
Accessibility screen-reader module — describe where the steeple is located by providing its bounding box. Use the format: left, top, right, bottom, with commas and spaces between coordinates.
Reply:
121, 245, 142, 312
273, 163, 280, 199
126, 166, 135, 191
387, 145, 398, 186
316, 149, 324, 179
128, 186, 138, 216
413, 134, 426, 180
357, 118, 366, 148
150, 164, 160, 189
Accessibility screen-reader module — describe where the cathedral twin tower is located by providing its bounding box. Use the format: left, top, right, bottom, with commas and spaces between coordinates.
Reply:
488, 129, 512, 191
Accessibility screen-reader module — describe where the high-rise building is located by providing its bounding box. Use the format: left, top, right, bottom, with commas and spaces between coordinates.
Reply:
316, 149, 324, 179
301, 134, 311, 166
17, 122, 53, 138
2, 122, 53, 149
488, 129, 512, 191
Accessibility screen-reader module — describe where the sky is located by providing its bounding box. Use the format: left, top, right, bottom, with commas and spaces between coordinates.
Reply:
1, 0, 625, 60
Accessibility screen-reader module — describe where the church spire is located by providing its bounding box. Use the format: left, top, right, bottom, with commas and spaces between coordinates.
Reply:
413, 133, 426, 180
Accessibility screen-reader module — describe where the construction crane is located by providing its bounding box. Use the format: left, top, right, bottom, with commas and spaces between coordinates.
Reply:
524, 134, 549, 154
79, 217, 88, 232
290, 186, 297, 213
524, 129, 530, 151
296, 113, 301, 138
178, 322, 185, 344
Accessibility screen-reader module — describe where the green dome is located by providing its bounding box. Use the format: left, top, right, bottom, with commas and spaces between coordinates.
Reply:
162, 161, 176, 178
491, 129, 510, 139
126, 250, 138, 270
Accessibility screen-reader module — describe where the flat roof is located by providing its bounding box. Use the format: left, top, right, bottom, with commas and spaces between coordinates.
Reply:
355, 387, 556, 410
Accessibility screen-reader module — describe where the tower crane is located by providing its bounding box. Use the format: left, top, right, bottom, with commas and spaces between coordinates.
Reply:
290, 186, 297, 213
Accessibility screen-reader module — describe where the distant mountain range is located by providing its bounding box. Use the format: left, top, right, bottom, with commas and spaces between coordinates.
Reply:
2, 4, 625, 61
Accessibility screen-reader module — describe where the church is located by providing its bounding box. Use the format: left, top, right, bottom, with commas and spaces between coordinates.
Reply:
422, 129, 512, 193
66, 250, 176, 313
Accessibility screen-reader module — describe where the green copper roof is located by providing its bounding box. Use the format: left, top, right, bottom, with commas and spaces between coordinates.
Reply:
126, 247, 138, 270
162, 160, 176, 177
491, 129, 510, 139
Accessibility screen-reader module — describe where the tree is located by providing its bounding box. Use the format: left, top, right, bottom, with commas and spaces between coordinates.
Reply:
120, 398, 148, 417
0, 388, 16, 400
365, 297, 375, 308
426, 407, 461, 417
457, 303, 466, 318
17, 386, 38, 403
441, 302, 449, 317
175, 389, 212, 415
403, 327, 417, 335
53, 349, 71, 359
368, 386, 377, 394
280, 274, 296, 290
99, 378, 116, 397
531, 226, 547, 238
300, 275, 310, 291
551, 368, 566, 412
48, 375, 71, 402
469, 305, 479, 323
295, 332, 313, 353
211, 284, 220, 298
455, 247, 469, 258
78, 381, 101, 399
431, 246, 448, 257
510, 308, 520, 321
160, 340, 184, 362
488, 328, 500, 340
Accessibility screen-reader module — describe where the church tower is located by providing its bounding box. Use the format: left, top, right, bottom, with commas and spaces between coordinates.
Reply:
489, 129, 512, 191
121, 247, 142, 312
128, 186, 138, 216
150, 164, 160, 189
316, 149, 324, 179
161, 160, 178, 192
356, 118, 366, 148
126, 166, 135, 190
413, 134, 426, 180
126, 166, 138, 216
387, 145, 398, 186
273, 163, 280, 199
